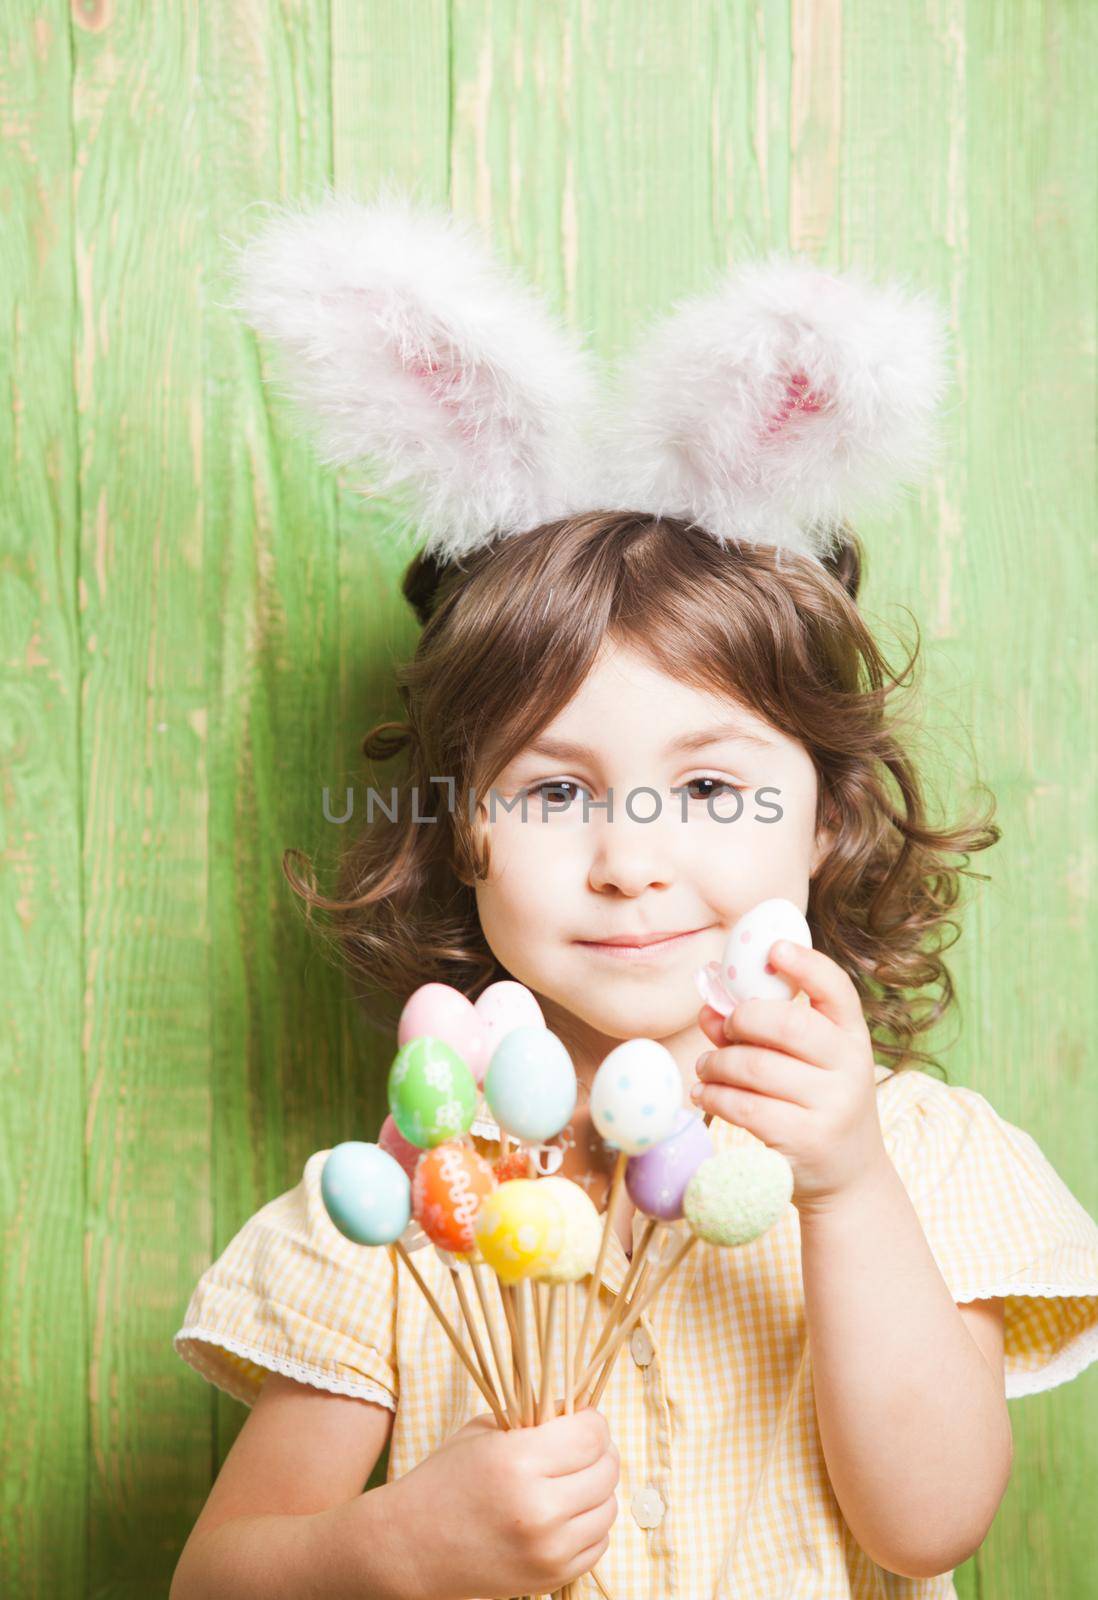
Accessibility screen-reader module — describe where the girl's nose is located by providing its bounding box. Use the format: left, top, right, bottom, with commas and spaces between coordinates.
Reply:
585, 819, 679, 896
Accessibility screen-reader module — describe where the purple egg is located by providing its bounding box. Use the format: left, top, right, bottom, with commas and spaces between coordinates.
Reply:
625, 1107, 715, 1220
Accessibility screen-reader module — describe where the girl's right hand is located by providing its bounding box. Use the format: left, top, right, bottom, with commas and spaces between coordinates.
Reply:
385, 1407, 620, 1599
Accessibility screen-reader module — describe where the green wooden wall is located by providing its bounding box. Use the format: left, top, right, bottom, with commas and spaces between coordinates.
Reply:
2, 2, 1094, 1595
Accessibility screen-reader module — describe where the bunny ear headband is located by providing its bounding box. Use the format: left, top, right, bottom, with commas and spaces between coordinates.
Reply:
232, 182, 950, 568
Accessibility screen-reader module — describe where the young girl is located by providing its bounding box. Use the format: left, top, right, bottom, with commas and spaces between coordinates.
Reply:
171, 194, 1098, 1600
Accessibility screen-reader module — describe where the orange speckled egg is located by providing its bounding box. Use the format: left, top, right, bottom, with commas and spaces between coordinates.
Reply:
412, 1141, 497, 1255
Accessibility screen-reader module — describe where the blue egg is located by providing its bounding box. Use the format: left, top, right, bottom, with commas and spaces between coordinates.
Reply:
485, 1026, 577, 1144
321, 1142, 411, 1246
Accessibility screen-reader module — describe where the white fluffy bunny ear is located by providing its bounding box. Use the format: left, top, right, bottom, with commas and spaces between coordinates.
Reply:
591, 251, 952, 560
230, 184, 603, 563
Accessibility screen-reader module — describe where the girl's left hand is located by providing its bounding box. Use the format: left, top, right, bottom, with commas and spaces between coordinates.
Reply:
690, 939, 891, 1216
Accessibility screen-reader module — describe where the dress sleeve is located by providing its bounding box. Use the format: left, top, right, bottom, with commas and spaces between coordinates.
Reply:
889, 1074, 1098, 1399
173, 1149, 399, 1412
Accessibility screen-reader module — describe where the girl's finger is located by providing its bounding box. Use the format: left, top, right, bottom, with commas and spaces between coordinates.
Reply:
549, 1446, 621, 1521
694, 1043, 819, 1108
560, 1492, 620, 1559
533, 1407, 613, 1476
698, 1003, 729, 1048
764, 942, 865, 1032
690, 1075, 808, 1147
723, 994, 841, 1070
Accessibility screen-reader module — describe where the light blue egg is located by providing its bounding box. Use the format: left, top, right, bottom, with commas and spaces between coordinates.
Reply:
485, 1026, 577, 1144
321, 1141, 411, 1246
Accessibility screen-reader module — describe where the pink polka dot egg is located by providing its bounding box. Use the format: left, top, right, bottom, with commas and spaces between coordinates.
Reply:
694, 897, 812, 1015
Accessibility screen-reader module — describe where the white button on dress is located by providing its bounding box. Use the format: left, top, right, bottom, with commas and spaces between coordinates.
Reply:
629, 1324, 655, 1367
631, 1484, 666, 1529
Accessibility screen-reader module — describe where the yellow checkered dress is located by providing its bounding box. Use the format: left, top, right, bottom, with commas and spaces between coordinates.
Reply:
174, 1065, 1098, 1597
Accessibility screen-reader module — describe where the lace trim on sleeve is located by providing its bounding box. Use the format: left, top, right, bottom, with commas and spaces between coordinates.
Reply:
173, 1324, 398, 1412
950, 1282, 1098, 1398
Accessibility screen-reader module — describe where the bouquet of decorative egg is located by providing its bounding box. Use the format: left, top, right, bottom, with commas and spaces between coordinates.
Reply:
320, 900, 808, 1438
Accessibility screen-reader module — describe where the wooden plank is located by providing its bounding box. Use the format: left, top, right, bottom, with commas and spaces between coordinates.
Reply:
0, 5, 85, 1594
67, 5, 209, 1593
839, 3, 1097, 1596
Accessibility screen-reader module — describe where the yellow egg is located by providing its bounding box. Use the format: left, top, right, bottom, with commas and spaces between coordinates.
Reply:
536, 1176, 602, 1283
473, 1179, 565, 1285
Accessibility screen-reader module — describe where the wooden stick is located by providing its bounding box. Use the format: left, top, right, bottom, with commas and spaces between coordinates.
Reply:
541, 1276, 553, 1350
508, 1282, 528, 1425
471, 1260, 520, 1424
536, 1283, 558, 1424
533, 1279, 546, 1381
392, 1242, 506, 1425
585, 1217, 658, 1370
577, 1234, 699, 1406
572, 1149, 627, 1398
498, 1282, 525, 1428
583, 1238, 698, 1404
564, 1281, 575, 1416
448, 1263, 507, 1426
519, 1278, 536, 1426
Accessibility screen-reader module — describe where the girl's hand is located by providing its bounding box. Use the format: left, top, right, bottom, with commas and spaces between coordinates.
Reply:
690, 940, 891, 1216
387, 1407, 619, 1600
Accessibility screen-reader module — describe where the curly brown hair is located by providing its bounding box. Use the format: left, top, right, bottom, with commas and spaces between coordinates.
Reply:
285, 511, 1000, 1078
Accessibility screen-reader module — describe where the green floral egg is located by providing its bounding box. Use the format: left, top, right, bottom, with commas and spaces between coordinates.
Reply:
387, 1036, 478, 1149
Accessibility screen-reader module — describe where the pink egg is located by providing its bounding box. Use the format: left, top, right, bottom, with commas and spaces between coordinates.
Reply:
378, 1113, 423, 1181
398, 983, 488, 1082
473, 981, 545, 1056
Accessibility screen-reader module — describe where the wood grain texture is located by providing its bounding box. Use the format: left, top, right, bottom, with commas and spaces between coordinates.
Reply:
0, 2, 1093, 1595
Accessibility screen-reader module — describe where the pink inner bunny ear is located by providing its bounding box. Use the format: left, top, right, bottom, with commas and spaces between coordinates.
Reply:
762, 369, 829, 438
403, 346, 524, 451
404, 350, 477, 442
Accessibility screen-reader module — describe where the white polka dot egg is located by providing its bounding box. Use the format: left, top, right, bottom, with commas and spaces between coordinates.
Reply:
696, 897, 812, 1014
589, 1038, 683, 1155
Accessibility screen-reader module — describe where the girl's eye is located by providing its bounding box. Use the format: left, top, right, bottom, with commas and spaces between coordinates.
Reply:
520, 777, 746, 809
525, 779, 586, 807
684, 777, 747, 802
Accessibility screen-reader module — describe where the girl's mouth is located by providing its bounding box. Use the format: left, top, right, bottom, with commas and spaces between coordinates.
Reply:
576, 928, 710, 961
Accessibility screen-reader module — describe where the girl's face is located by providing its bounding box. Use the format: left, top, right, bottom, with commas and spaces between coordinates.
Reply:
474, 639, 831, 1082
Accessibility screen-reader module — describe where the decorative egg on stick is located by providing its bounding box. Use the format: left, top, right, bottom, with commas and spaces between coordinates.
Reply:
474, 982, 549, 1154
574, 1039, 683, 1391
388, 1037, 479, 1149
695, 897, 812, 1016
320, 1141, 506, 1426
474, 979, 546, 1055
484, 1025, 577, 1152
412, 1141, 497, 1257
322, 1140, 412, 1247
625, 1106, 715, 1221
578, 1140, 795, 1409
398, 982, 491, 1082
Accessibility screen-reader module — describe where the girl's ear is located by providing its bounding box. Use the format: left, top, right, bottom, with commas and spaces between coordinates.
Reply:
810, 815, 838, 879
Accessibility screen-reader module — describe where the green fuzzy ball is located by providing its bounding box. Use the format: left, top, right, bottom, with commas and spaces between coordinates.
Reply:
684, 1146, 794, 1246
